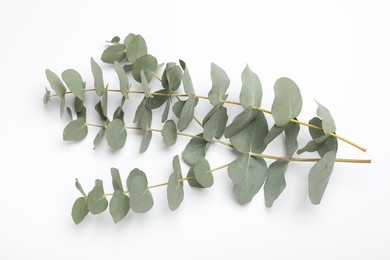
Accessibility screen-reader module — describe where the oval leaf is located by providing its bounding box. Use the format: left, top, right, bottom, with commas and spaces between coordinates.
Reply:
194, 158, 213, 188
114, 61, 129, 99
161, 120, 177, 146
90, 58, 105, 96
271, 77, 302, 126
308, 117, 338, 157
264, 160, 289, 208
61, 69, 85, 101
315, 100, 336, 135
139, 131, 152, 153
178, 95, 196, 131
127, 168, 154, 213
183, 66, 195, 95
101, 44, 126, 64
182, 134, 210, 166
240, 65, 262, 108
109, 190, 130, 223
203, 106, 228, 142
224, 107, 257, 138
63, 118, 88, 141
186, 166, 204, 188
166, 65, 183, 91
87, 181, 108, 215
167, 155, 184, 211
208, 63, 230, 106
126, 34, 148, 63
45, 69, 66, 98
93, 128, 105, 150
132, 54, 158, 83
72, 197, 89, 224
106, 119, 127, 150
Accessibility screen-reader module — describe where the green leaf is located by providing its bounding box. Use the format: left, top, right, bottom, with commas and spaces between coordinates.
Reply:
297, 135, 330, 155
166, 65, 183, 91
45, 69, 66, 98
66, 107, 73, 121
132, 54, 158, 83
309, 151, 337, 205
140, 107, 152, 132
271, 77, 303, 126
43, 88, 50, 104
111, 168, 123, 191
139, 131, 152, 153
182, 66, 195, 95
110, 36, 120, 43
161, 98, 171, 123
133, 99, 146, 124
127, 168, 154, 213
114, 61, 130, 99
140, 69, 150, 96
230, 111, 268, 154
102, 88, 108, 117
90, 58, 105, 96
264, 124, 286, 145
74, 96, 83, 113
72, 197, 89, 224
87, 180, 108, 214
106, 119, 127, 150
161, 120, 177, 146
101, 44, 126, 64
179, 59, 186, 70
113, 106, 124, 121
182, 134, 210, 166
208, 63, 230, 106
264, 160, 289, 207
126, 34, 148, 63
76, 106, 86, 120
178, 95, 197, 131
75, 179, 86, 196
124, 33, 135, 46
109, 190, 130, 223
172, 100, 185, 118
61, 69, 85, 101
93, 128, 105, 150
285, 122, 300, 158
224, 107, 257, 138
203, 106, 228, 142
194, 158, 213, 188
186, 166, 203, 188
146, 89, 168, 109
315, 100, 336, 135
308, 117, 338, 157
167, 155, 184, 211
123, 64, 133, 72
63, 118, 88, 141
95, 101, 107, 122
239, 65, 262, 108
227, 154, 267, 204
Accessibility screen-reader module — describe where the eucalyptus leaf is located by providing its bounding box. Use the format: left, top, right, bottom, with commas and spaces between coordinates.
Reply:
166, 65, 182, 91
224, 107, 257, 138
90, 57, 105, 96
124, 33, 135, 46
172, 100, 185, 118
161, 62, 176, 89
101, 44, 126, 64
114, 61, 130, 99
315, 100, 336, 135
140, 69, 150, 96
309, 151, 337, 205
167, 155, 184, 211
102, 88, 108, 117
182, 66, 195, 95
161, 120, 177, 146
179, 59, 186, 70
72, 197, 89, 224
186, 166, 203, 188
111, 168, 123, 191
109, 190, 130, 223
110, 36, 120, 43
61, 69, 84, 101
127, 168, 154, 213
264, 160, 288, 207
297, 134, 330, 155
123, 64, 133, 72
227, 154, 267, 204
93, 128, 105, 150
126, 34, 148, 63
271, 77, 302, 126
285, 122, 300, 158
63, 118, 88, 141
203, 106, 228, 142
308, 117, 338, 157
60, 97, 65, 118
194, 158, 213, 188
161, 98, 171, 123
140, 107, 152, 132
139, 131, 152, 153
133, 99, 146, 124
106, 119, 127, 150
182, 134, 210, 166
66, 107, 73, 121
43, 88, 50, 104
76, 106, 86, 120
240, 65, 262, 108
178, 95, 196, 131
95, 101, 107, 122
146, 89, 168, 109
45, 69, 66, 98
87, 181, 108, 215
74, 96, 83, 113
208, 63, 230, 106
264, 124, 286, 145
132, 54, 158, 83
113, 106, 124, 121
75, 178, 86, 196
230, 111, 268, 154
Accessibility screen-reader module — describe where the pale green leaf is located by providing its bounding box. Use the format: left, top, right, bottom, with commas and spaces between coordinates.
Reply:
45, 69, 66, 98
230, 111, 268, 154
106, 119, 127, 150
61, 69, 84, 101
208, 63, 230, 106
315, 100, 336, 135
167, 155, 184, 211
297, 135, 330, 155
60, 97, 65, 118
109, 36, 120, 43
126, 34, 148, 62
133, 99, 146, 124
87, 181, 108, 214
63, 118, 88, 141
166, 65, 182, 91
224, 107, 257, 138
285, 122, 300, 158
146, 89, 168, 109
182, 134, 210, 166
72, 197, 89, 224
74, 96, 83, 113
139, 131, 152, 153
194, 158, 213, 188
178, 95, 196, 131
132, 54, 158, 83
95, 101, 107, 122
113, 106, 124, 121
264, 160, 288, 207
203, 106, 228, 142
264, 124, 286, 145
161, 98, 171, 123
93, 128, 105, 150
101, 44, 126, 64
172, 155, 182, 177
76, 106, 86, 120
227, 154, 267, 204
240, 65, 262, 108
109, 190, 130, 223
124, 33, 135, 46
111, 168, 123, 191
309, 151, 337, 204
140, 107, 152, 132
271, 77, 303, 126
90, 57, 105, 96
186, 166, 203, 188
161, 120, 177, 146
182, 66, 195, 95
140, 69, 150, 96
43, 88, 50, 104
114, 61, 129, 99
102, 88, 108, 117
172, 100, 185, 118
308, 117, 338, 157
127, 168, 154, 213
66, 107, 73, 121
75, 179, 86, 196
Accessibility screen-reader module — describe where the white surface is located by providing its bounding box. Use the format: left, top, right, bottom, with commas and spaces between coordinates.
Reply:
0, 0, 388, 259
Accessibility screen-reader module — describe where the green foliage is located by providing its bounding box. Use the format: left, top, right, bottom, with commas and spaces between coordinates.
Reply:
264, 160, 288, 207
90, 58, 105, 96
239, 65, 262, 108
106, 119, 127, 150
167, 155, 184, 211
182, 135, 210, 166
101, 44, 126, 64
63, 118, 88, 141
45, 69, 66, 98
132, 54, 158, 83
208, 63, 230, 106
315, 101, 336, 135
193, 158, 213, 188
161, 120, 177, 146
127, 169, 154, 213
87, 180, 108, 215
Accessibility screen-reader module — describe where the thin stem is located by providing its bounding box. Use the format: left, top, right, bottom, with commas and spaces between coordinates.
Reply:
210, 163, 230, 172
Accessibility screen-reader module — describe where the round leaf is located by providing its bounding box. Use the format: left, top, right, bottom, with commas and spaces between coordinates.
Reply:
161, 120, 177, 146
203, 106, 228, 142
126, 34, 148, 62
72, 197, 89, 224
63, 118, 88, 141
87, 182, 108, 215
106, 119, 127, 150
127, 169, 154, 213
101, 44, 126, 64
182, 134, 210, 166
194, 158, 213, 188
132, 54, 158, 83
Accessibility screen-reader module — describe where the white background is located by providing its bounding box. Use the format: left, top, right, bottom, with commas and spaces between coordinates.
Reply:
0, 0, 388, 259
